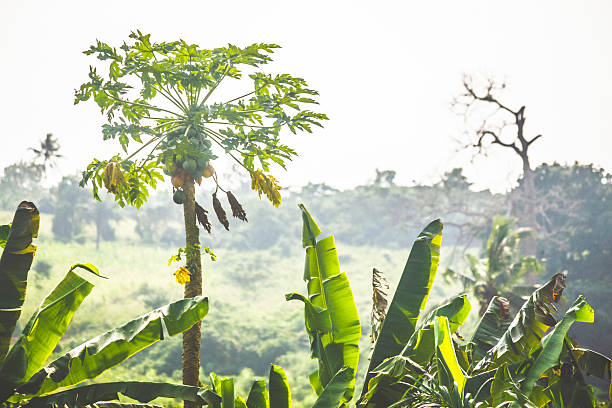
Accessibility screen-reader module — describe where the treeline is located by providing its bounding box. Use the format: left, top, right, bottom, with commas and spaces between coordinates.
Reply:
1, 161, 611, 356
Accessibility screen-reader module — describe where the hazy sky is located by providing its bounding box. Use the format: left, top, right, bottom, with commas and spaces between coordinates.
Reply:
1, 0, 611, 192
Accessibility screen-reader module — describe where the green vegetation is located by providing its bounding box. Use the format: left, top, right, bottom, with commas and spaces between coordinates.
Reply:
360, 225, 611, 408
446, 216, 542, 315
0, 202, 211, 407
2, 196, 610, 407
0, 32, 610, 406
75, 31, 327, 392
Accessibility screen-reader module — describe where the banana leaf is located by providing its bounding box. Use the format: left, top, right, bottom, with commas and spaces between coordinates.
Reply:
363, 219, 443, 395
400, 294, 470, 366
358, 355, 427, 408
23, 381, 221, 408
235, 396, 247, 408
269, 365, 291, 408
489, 365, 540, 408
211, 372, 235, 408
0, 264, 102, 384
286, 205, 360, 404
521, 296, 594, 397
0, 201, 39, 366
469, 296, 511, 362
94, 403, 163, 408
474, 274, 566, 372
16, 296, 209, 398
246, 380, 268, 408
573, 347, 612, 399
0, 224, 10, 248
312, 367, 354, 408
433, 316, 467, 395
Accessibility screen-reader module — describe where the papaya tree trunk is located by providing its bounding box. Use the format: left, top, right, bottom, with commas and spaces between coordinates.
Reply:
182, 178, 202, 408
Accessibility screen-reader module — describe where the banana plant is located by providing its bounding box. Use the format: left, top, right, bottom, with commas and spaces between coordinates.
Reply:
0, 202, 211, 407
362, 220, 443, 396
205, 364, 354, 408
357, 218, 612, 408
286, 204, 360, 406
445, 216, 541, 315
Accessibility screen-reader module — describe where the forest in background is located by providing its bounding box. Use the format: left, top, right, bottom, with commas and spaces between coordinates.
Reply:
1, 158, 610, 407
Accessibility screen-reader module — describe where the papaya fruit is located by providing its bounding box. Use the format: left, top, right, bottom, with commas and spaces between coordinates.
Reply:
203, 163, 215, 178
173, 189, 186, 204
182, 158, 197, 175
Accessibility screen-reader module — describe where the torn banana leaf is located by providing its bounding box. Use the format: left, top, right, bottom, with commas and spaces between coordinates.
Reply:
469, 296, 511, 362
16, 296, 208, 398
0, 264, 102, 384
286, 205, 360, 404
0, 202, 39, 366
474, 274, 566, 372
363, 219, 442, 396
23, 381, 220, 408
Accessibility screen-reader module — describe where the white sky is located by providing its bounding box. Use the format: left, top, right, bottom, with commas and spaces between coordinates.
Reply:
1, 0, 611, 192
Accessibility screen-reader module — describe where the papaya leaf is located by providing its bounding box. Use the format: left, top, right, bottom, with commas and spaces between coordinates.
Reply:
0, 202, 39, 366
287, 205, 360, 403
362, 220, 442, 396
23, 381, 221, 408
0, 264, 102, 384
16, 296, 209, 398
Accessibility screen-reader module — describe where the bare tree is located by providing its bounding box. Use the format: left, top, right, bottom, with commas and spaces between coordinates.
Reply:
453, 75, 542, 255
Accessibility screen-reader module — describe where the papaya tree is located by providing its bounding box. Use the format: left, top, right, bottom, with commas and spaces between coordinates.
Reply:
75, 31, 327, 396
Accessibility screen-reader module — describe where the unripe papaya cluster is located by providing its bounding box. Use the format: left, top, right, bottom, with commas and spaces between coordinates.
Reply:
162, 155, 215, 205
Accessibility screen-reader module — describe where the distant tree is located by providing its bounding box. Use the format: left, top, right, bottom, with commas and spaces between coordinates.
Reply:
445, 216, 541, 316
373, 169, 396, 187
399, 168, 503, 258
51, 176, 90, 241
298, 182, 339, 197
30, 133, 62, 171
454, 75, 542, 255
530, 163, 612, 354
90, 199, 119, 249
0, 161, 45, 209
0, 133, 60, 210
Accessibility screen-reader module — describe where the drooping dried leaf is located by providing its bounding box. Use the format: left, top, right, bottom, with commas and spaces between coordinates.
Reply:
212, 193, 229, 231
226, 191, 247, 222
495, 296, 511, 320
102, 161, 127, 194
371, 267, 389, 343
195, 201, 211, 233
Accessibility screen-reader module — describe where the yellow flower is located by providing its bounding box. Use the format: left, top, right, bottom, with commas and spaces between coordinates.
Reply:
174, 266, 191, 285
250, 169, 282, 207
